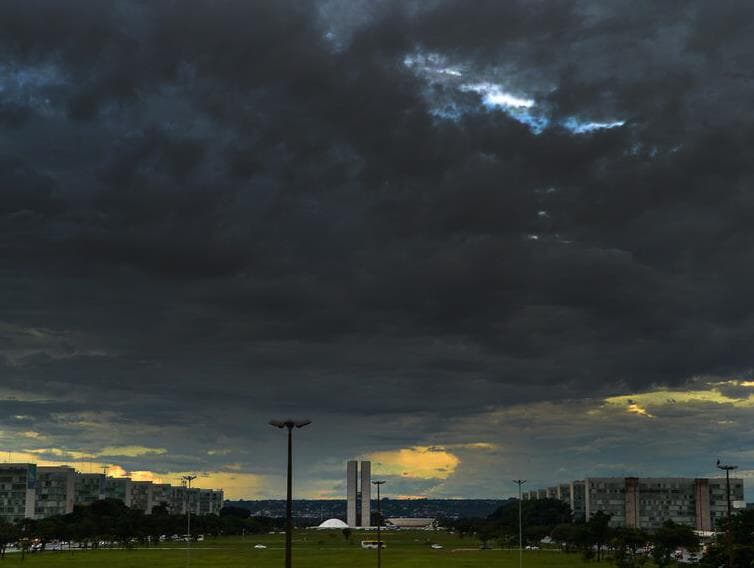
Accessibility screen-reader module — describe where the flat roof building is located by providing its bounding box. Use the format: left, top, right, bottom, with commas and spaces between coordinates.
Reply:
528, 477, 744, 530
0, 464, 36, 522
74, 473, 105, 506
35, 466, 75, 519
2, 462, 222, 520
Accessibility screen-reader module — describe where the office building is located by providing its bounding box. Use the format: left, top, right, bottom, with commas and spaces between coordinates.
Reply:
346, 460, 358, 527
74, 473, 105, 505
361, 461, 371, 527
104, 476, 132, 507
130, 480, 154, 513
199, 489, 225, 515
527, 476, 745, 530
1, 462, 223, 520
151, 483, 173, 513
35, 466, 75, 518
346, 459, 371, 527
170, 485, 187, 515
0, 464, 37, 522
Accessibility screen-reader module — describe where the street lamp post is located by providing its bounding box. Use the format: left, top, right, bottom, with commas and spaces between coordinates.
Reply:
716, 460, 738, 568
372, 480, 386, 568
513, 480, 526, 568
182, 475, 197, 568
716, 460, 738, 519
270, 419, 312, 568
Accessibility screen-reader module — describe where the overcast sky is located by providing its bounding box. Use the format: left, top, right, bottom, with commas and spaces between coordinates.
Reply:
2, 0, 754, 500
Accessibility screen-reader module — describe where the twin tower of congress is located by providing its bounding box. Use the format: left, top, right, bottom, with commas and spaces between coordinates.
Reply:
345, 460, 371, 528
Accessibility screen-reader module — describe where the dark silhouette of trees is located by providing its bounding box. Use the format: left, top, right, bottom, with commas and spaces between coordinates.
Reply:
611, 527, 650, 568
650, 520, 699, 567
587, 511, 612, 561
0, 521, 18, 559
701, 509, 754, 567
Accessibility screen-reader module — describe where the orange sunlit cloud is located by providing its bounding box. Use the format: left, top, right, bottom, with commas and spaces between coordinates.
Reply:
365, 446, 460, 479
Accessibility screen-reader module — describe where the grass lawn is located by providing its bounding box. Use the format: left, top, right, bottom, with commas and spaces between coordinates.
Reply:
0, 530, 613, 567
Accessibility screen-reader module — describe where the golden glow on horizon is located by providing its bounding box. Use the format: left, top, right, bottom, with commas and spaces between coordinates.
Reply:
365, 446, 460, 479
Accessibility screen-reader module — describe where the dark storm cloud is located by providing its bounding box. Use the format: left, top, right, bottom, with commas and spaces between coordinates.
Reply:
2, 0, 754, 495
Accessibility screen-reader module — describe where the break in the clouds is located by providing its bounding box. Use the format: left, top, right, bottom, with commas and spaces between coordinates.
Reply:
1, 0, 754, 500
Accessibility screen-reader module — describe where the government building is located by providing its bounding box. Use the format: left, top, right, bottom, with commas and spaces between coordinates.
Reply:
0, 463, 223, 522
524, 476, 745, 530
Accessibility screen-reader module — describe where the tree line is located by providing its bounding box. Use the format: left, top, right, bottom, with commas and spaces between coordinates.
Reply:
0, 499, 282, 558
444, 498, 754, 567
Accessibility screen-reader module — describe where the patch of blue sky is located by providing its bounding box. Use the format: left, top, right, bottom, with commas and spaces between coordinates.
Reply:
415, 70, 626, 136
459, 82, 534, 109
561, 117, 625, 133
509, 110, 550, 134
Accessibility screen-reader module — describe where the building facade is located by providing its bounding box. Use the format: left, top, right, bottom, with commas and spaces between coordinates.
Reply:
360, 461, 371, 527
1, 462, 224, 521
528, 476, 745, 530
105, 476, 132, 507
74, 473, 105, 505
35, 466, 75, 518
346, 460, 371, 527
0, 464, 37, 522
346, 460, 357, 527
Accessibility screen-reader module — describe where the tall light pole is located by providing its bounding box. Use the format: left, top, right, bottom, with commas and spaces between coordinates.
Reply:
513, 480, 526, 568
716, 460, 738, 568
372, 480, 386, 568
716, 460, 738, 519
182, 474, 197, 568
270, 419, 312, 568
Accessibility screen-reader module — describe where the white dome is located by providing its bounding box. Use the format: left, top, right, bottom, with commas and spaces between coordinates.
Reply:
317, 518, 349, 529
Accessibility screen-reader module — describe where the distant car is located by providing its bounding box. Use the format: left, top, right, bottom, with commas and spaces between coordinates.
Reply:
431, 544, 443, 549
254, 544, 267, 549
361, 541, 386, 549
525, 545, 540, 550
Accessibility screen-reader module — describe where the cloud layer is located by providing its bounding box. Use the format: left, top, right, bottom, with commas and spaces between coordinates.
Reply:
1, 0, 754, 499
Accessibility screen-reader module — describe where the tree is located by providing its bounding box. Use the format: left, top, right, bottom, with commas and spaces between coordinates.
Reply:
489, 498, 572, 532
0, 521, 18, 559
341, 528, 352, 543
651, 520, 699, 567
587, 511, 612, 561
552, 522, 588, 553
476, 521, 500, 549
611, 527, 649, 568
700, 510, 754, 568
219, 505, 251, 519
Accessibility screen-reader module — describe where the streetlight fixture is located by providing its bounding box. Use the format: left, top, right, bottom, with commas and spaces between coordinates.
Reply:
513, 480, 527, 568
270, 419, 312, 568
182, 474, 197, 568
372, 480, 386, 568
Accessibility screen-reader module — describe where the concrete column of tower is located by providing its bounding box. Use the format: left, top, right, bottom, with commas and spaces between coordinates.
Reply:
360, 461, 371, 527
346, 460, 358, 528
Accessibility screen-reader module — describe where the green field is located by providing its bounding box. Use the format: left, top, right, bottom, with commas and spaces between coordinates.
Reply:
0, 530, 612, 567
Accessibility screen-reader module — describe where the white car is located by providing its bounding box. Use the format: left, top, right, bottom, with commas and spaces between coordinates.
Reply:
431, 544, 443, 549
254, 544, 267, 549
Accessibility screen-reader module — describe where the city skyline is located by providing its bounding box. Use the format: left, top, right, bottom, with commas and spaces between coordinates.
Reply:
2, 0, 754, 502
